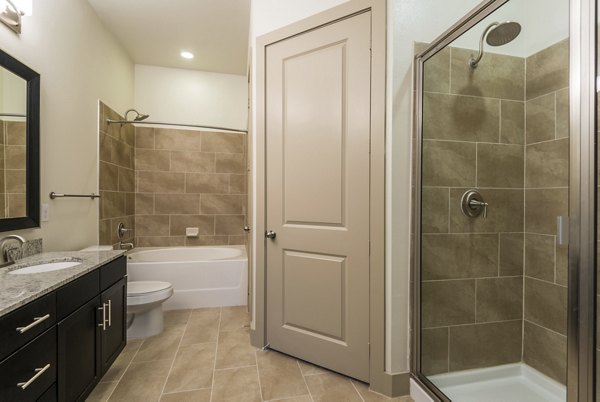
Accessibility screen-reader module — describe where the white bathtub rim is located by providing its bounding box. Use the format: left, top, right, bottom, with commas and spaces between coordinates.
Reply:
127, 245, 247, 264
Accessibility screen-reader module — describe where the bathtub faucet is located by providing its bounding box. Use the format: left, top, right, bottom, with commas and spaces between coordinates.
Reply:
119, 241, 134, 251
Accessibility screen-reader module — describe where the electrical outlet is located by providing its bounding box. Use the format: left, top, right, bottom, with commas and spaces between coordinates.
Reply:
41, 203, 49, 222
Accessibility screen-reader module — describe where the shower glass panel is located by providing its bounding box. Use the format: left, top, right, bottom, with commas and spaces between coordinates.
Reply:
416, 0, 570, 400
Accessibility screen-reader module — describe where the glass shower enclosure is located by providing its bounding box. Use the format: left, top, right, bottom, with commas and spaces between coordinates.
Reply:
412, 0, 597, 401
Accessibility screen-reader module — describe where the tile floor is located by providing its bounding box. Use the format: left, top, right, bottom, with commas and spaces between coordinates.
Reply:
86, 307, 413, 402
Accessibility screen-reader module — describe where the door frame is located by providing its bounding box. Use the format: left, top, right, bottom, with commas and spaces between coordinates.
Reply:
252, 0, 388, 393
411, 0, 597, 401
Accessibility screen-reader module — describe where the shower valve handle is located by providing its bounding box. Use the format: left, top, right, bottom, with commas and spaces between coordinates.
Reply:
469, 200, 488, 219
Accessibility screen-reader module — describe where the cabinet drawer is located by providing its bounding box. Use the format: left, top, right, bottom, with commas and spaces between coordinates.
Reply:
0, 292, 56, 361
0, 327, 57, 401
100, 256, 126, 291
56, 270, 100, 320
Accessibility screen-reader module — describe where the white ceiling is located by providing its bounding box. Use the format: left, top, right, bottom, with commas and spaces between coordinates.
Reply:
88, 0, 250, 76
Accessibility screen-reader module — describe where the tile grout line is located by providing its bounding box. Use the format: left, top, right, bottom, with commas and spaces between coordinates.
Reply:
158, 310, 192, 398
105, 337, 145, 401
209, 307, 223, 402
254, 350, 266, 402
297, 360, 316, 402
349, 380, 366, 402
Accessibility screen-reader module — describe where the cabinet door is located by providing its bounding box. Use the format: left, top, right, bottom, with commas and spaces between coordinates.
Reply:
101, 278, 126, 374
57, 297, 101, 402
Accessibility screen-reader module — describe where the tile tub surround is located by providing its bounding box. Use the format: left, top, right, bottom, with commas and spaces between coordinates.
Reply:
86, 307, 413, 402
0, 119, 27, 218
0, 250, 125, 317
420, 43, 525, 376
99, 102, 136, 248
419, 39, 569, 381
134, 127, 247, 247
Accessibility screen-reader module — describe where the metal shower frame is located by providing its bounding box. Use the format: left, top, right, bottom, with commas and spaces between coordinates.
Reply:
411, 0, 597, 400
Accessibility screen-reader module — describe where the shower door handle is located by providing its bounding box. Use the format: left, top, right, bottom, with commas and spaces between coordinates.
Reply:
557, 216, 569, 247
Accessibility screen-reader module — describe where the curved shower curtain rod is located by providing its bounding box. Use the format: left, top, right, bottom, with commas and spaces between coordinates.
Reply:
106, 118, 248, 134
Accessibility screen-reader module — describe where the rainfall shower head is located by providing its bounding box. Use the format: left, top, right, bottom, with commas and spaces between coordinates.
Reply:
124, 109, 150, 122
469, 21, 522, 69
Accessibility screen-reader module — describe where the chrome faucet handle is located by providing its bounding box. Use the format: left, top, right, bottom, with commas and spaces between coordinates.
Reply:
469, 199, 489, 219
117, 222, 131, 240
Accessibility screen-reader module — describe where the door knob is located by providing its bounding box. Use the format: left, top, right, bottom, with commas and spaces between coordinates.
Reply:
265, 230, 276, 239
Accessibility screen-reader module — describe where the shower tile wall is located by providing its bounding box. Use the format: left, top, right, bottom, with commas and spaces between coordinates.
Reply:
134, 127, 246, 247
0, 120, 27, 218
98, 102, 136, 248
420, 43, 525, 376
523, 39, 569, 384
420, 39, 570, 383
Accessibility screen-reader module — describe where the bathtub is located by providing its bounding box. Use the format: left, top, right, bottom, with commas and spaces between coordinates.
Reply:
126, 245, 247, 310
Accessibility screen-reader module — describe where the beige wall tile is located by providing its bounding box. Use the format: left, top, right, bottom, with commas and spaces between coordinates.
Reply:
186, 173, 230, 194
523, 321, 567, 384
525, 188, 568, 234
215, 215, 245, 236
119, 168, 135, 192
5, 121, 25, 145
135, 149, 170, 171
477, 143, 524, 188
114, 142, 134, 169
525, 234, 555, 282
170, 215, 215, 236
138, 171, 185, 193
99, 162, 118, 191
417, 43, 450, 94
421, 328, 449, 376
526, 93, 555, 144
451, 48, 525, 101
524, 277, 567, 335
526, 39, 569, 100
423, 93, 499, 142
99, 219, 111, 245
154, 194, 200, 214
4, 145, 25, 169
100, 133, 117, 164
136, 215, 170, 236
170, 151, 215, 173
137, 236, 185, 248
101, 191, 125, 219
125, 192, 135, 216
422, 141, 476, 187
422, 234, 498, 280
421, 187, 449, 234
216, 153, 245, 174
556, 88, 570, 139
499, 233, 524, 276
135, 127, 155, 149
500, 100, 524, 145
201, 194, 243, 214
556, 245, 568, 286
526, 138, 569, 188
422, 280, 475, 328
229, 174, 247, 194
202, 132, 245, 153
155, 129, 202, 151
476, 277, 523, 322
5, 169, 25, 193
135, 193, 154, 215
228, 235, 244, 245
448, 321, 522, 371
185, 236, 229, 246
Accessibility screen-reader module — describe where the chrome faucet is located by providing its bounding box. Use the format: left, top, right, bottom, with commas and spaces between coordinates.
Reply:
119, 242, 134, 251
0, 234, 26, 263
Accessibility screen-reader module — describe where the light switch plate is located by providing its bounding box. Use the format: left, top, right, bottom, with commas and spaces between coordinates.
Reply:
41, 203, 49, 222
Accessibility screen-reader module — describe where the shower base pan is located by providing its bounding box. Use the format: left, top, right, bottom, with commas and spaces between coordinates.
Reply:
429, 363, 566, 402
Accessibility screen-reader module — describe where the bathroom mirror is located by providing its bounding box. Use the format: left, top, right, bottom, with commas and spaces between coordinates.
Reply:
0, 49, 40, 231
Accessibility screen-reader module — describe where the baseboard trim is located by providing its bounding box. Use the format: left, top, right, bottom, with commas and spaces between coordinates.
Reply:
370, 371, 411, 397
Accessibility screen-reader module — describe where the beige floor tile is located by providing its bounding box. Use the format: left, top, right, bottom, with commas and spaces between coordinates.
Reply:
212, 366, 262, 402
304, 373, 362, 402
163, 342, 216, 393
267, 397, 313, 402
352, 380, 413, 401
220, 305, 250, 332
86, 381, 117, 401
164, 309, 192, 326
216, 328, 257, 369
108, 359, 172, 402
159, 388, 211, 402
180, 308, 220, 345
256, 350, 308, 401
133, 325, 185, 363
298, 360, 329, 376
101, 339, 143, 382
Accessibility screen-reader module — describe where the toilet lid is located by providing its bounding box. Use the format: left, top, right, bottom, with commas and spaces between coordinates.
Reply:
128, 281, 172, 295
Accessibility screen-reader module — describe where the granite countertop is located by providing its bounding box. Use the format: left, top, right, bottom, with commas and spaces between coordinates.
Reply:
0, 250, 126, 318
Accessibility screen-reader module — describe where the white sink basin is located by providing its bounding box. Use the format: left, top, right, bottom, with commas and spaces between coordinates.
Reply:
10, 261, 82, 275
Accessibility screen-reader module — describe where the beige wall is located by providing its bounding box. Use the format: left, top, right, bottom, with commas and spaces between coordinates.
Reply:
98, 103, 136, 248
0, 0, 134, 251
134, 127, 246, 247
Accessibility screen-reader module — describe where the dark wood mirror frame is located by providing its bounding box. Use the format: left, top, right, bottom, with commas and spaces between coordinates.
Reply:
0, 49, 40, 232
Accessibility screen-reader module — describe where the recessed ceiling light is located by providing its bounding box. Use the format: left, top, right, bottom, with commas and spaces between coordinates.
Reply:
180, 51, 194, 60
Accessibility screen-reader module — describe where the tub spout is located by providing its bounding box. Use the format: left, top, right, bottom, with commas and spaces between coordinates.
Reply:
119, 242, 134, 251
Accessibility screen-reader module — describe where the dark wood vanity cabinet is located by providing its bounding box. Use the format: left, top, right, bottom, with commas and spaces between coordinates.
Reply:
0, 256, 127, 402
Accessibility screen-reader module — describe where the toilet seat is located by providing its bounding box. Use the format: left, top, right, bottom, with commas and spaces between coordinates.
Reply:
128, 281, 173, 305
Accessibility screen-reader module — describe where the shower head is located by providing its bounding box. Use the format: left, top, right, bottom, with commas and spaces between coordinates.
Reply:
469, 21, 522, 69
486, 22, 522, 46
124, 109, 150, 122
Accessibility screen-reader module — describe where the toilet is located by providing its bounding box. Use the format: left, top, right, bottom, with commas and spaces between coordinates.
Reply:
80, 246, 174, 338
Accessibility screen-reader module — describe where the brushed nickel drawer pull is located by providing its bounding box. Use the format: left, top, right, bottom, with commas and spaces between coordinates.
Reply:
16, 314, 50, 334
98, 304, 107, 330
107, 299, 112, 327
17, 363, 51, 390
